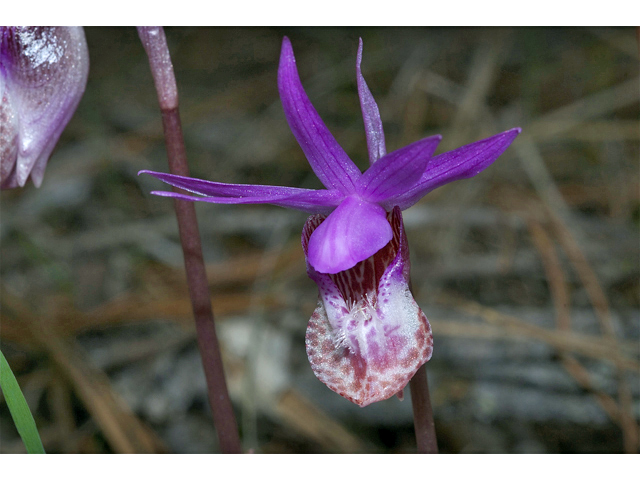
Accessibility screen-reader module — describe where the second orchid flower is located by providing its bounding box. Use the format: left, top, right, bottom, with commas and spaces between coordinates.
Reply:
1, 27, 88, 189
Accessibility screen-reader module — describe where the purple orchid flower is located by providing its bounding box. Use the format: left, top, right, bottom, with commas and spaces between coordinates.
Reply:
1, 27, 89, 189
140, 37, 520, 406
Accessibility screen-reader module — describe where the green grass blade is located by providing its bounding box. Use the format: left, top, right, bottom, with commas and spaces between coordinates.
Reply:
0, 349, 46, 454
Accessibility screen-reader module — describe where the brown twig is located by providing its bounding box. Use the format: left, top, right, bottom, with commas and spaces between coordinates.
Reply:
527, 220, 571, 330
40, 328, 166, 453
437, 293, 638, 369
274, 389, 367, 453
5, 295, 167, 453
528, 219, 625, 428
548, 211, 639, 453
137, 26, 241, 453
7, 304, 167, 453
428, 319, 638, 368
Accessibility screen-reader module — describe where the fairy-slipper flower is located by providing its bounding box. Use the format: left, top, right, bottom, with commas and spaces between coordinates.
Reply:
303, 205, 434, 406
0, 27, 89, 189
140, 36, 520, 406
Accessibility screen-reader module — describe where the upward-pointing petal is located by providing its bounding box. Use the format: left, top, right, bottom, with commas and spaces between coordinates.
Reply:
356, 38, 386, 165
278, 37, 361, 194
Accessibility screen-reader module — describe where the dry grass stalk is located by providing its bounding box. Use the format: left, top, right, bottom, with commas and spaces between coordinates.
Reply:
2, 294, 167, 453
547, 210, 639, 453
528, 219, 626, 430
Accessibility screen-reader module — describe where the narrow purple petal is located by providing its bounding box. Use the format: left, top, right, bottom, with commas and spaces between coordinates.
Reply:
278, 37, 361, 194
307, 196, 392, 274
384, 128, 522, 211
140, 170, 343, 214
141, 169, 318, 198
356, 38, 386, 165
357, 134, 441, 205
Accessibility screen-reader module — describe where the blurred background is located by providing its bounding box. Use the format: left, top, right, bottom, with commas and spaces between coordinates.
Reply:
0, 27, 638, 453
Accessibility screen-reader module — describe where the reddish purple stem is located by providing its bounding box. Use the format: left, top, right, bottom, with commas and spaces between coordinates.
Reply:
137, 26, 241, 454
409, 364, 438, 453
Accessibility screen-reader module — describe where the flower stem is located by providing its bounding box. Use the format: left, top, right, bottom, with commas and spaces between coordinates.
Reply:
409, 364, 438, 453
137, 26, 241, 453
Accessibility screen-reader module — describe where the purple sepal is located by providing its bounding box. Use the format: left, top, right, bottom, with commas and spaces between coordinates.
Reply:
357, 134, 441, 204
383, 128, 522, 211
356, 38, 386, 165
278, 37, 361, 194
139, 169, 343, 214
